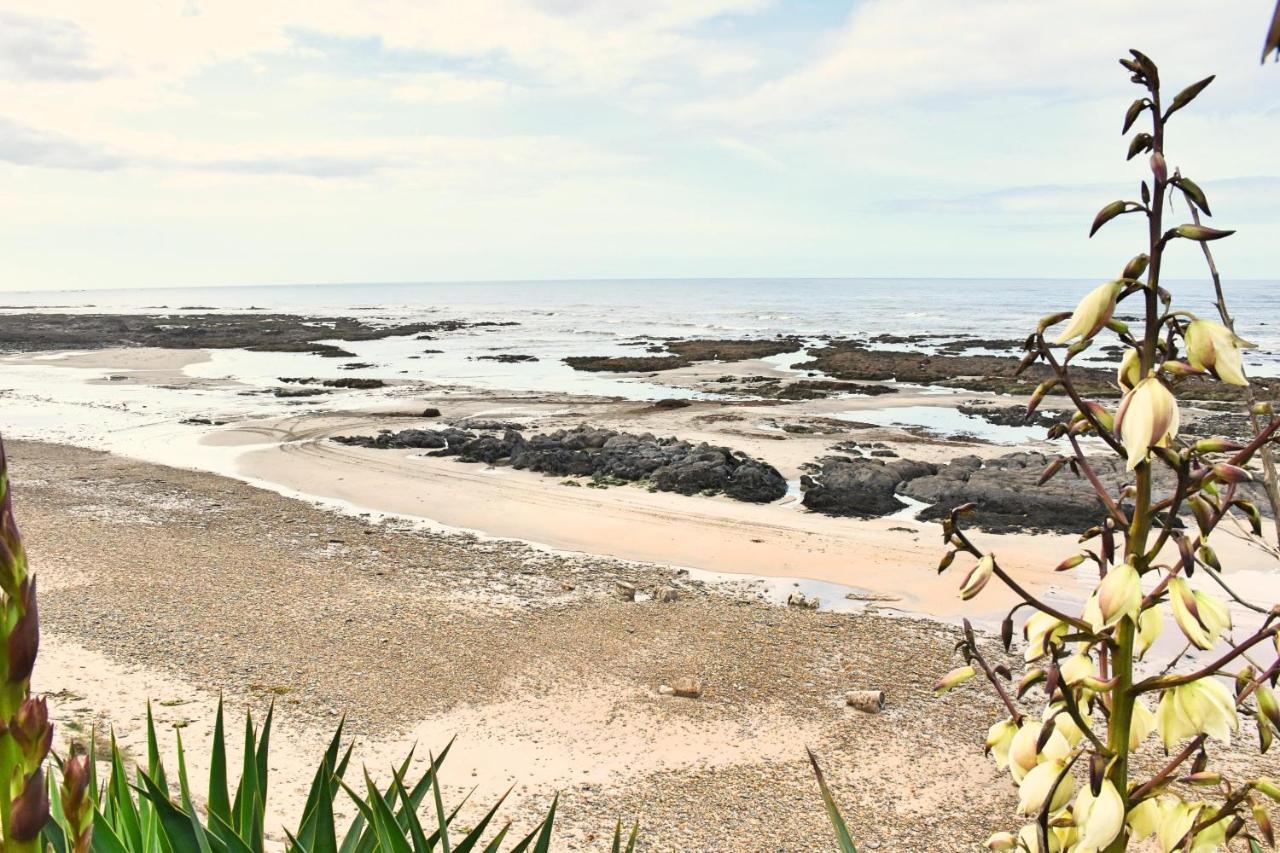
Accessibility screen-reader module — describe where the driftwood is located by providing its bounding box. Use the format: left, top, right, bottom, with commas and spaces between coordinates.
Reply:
845, 690, 886, 713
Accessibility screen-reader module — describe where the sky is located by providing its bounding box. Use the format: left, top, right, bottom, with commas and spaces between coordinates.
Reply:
0, 0, 1276, 291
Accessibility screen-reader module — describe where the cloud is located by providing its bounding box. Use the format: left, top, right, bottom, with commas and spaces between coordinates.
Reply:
0, 11, 108, 81
389, 72, 519, 104
0, 117, 124, 169
687, 0, 1268, 127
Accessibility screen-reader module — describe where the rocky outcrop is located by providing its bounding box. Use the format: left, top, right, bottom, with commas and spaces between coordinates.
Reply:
800, 457, 937, 517
564, 337, 803, 373
332, 424, 788, 503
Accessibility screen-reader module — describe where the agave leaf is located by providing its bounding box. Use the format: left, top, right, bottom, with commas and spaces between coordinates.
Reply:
177, 731, 216, 853
532, 794, 558, 853
206, 810, 256, 853
146, 702, 169, 796
232, 712, 260, 844
135, 770, 205, 853
256, 701, 274, 810
107, 731, 144, 852
428, 753, 453, 853
479, 825, 511, 853
453, 789, 512, 853
363, 771, 413, 853
807, 749, 858, 853
90, 809, 131, 853
208, 699, 232, 829
391, 772, 430, 853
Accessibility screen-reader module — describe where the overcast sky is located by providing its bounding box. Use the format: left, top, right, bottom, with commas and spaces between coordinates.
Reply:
0, 1, 1276, 291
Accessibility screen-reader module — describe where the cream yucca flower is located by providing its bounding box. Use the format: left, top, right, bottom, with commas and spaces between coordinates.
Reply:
1114, 375, 1180, 470
984, 831, 1016, 850
1054, 281, 1122, 344
1072, 780, 1125, 853
1156, 678, 1238, 750
1009, 721, 1070, 783
1097, 561, 1142, 626
1168, 577, 1230, 650
1059, 652, 1094, 686
1185, 319, 1255, 386
1126, 797, 1160, 842
1024, 612, 1068, 662
986, 718, 1019, 770
1135, 605, 1163, 658
1016, 824, 1051, 853
1043, 703, 1084, 747
1129, 698, 1156, 751
1016, 759, 1073, 815
1117, 346, 1142, 390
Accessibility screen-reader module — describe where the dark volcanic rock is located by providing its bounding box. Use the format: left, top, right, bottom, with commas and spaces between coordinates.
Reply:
564, 337, 803, 373
904, 452, 1111, 534
956, 403, 1061, 429
322, 378, 385, 389
475, 354, 539, 363
0, 313, 454, 355
333, 424, 787, 503
801, 458, 937, 517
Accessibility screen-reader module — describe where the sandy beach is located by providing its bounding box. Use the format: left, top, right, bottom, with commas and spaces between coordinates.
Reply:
4, 329, 1278, 851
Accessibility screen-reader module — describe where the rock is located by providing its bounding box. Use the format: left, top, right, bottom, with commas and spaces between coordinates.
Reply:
846, 690, 886, 713
786, 591, 819, 609
475, 353, 539, 363
274, 387, 328, 398
321, 378, 385, 390
801, 457, 937, 517
657, 685, 676, 696
652, 398, 691, 410
614, 581, 637, 602
652, 586, 680, 603
333, 423, 787, 503
421, 408, 441, 418
670, 677, 703, 698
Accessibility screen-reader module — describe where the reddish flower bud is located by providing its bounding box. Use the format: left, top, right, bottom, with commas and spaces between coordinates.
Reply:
8, 767, 48, 842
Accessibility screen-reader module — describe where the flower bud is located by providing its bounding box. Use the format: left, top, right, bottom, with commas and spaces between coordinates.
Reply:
1114, 375, 1180, 470
1117, 348, 1141, 390
1054, 553, 1086, 572
1193, 438, 1245, 455
1258, 686, 1280, 732
7, 577, 38, 685
960, 554, 995, 600
1185, 319, 1255, 386
1150, 152, 1168, 184
1097, 561, 1141, 627
1054, 281, 1123, 344
10, 696, 52, 771
986, 718, 1019, 769
1122, 253, 1149, 281
1169, 576, 1230, 650
8, 767, 48, 842
1211, 462, 1252, 484
933, 665, 976, 695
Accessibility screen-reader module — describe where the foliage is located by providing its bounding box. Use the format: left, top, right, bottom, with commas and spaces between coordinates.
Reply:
934, 51, 1280, 852
42, 700, 638, 853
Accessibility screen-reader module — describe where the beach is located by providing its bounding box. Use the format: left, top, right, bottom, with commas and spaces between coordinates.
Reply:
3, 293, 1279, 850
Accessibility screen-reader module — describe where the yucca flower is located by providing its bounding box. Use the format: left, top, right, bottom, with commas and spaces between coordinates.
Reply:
1059, 652, 1094, 686
1117, 347, 1141, 390
1128, 796, 1199, 852
984, 831, 1016, 850
1168, 577, 1230, 650
1114, 375, 1180, 469
1185, 319, 1255, 386
1017, 759, 1073, 815
1055, 281, 1123, 344
986, 718, 1019, 770
1072, 780, 1124, 852
1136, 606, 1163, 658
1156, 678, 1238, 749
1009, 722, 1069, 783
1097, 561, 1142, 626
1024, 612, 1068, 662
1129, 699, 1156, 750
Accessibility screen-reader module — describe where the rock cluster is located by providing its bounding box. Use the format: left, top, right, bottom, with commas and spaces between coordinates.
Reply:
800, 457, 937, 517
333, 424, 789, 503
